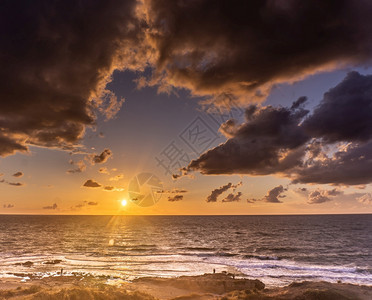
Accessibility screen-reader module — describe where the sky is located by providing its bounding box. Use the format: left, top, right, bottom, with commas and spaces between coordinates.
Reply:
1, 0, 372, 215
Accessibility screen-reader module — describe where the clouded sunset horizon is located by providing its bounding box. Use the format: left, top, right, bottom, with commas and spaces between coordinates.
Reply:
1, 1, 372, 299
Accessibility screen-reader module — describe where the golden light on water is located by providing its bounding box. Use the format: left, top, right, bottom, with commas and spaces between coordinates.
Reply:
121, 199, 128, 206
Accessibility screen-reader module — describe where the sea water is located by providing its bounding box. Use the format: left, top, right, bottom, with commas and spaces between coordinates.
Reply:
0, 214, 371, 287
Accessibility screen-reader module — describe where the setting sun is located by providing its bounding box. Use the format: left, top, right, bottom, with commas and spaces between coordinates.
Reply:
121, 199, 128, 207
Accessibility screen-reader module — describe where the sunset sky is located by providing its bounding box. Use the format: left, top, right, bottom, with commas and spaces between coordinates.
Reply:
1, 0, 372, 215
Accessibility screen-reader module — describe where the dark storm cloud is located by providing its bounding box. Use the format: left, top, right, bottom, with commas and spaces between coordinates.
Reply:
187, 103, 309, 175
303, 72, 372, 143
82, 179, 101, 188
3, 0, 372, 163
12, 172, 24, 178
168, 195, 184, 202
182, 72, 372, 185
291, 72, 372, 185
222, 192, 242, 202
206, 181, 242, 202
90, 149, 112, 164
292, 141, 372, 185
142, 0, 372, 103
0, 0, 144, 156
43, 203, 58, 210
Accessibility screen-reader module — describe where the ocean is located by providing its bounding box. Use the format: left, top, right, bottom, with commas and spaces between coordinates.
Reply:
0, 214, 371, 287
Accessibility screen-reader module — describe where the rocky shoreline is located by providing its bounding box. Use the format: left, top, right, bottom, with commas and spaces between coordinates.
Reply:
0, 272, 371, 299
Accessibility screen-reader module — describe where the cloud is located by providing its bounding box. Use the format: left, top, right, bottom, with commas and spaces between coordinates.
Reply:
303, 72, 372, 143
206, 181, 242, 202
356, 193, 372, 205
82, 179, 101, 188
156, 188, 188, 194
3, 1, 372, 158
181, 72, 372, 186
248, 185, 286, 203
109, 174, 124, 181
292, 140, 372, 185
73, 201, 98, 209
187, 102, 309, 175
1, 179, 24, 186
43, 203, 57, 210
12, 171, 23, 178
99, 167, 109, 174
264, 185, 286, 203
140, 0, 372, 104
103, 185, 124, 192
0, 0, 144, 157
90, 149, 112, 164
168, 195, 184, 202
7, 182, 24, 186
67, 160, 86, 174
307, 189, 343, 204
222, 192, 242, 202
292, 72, 372, 185
3, 204, 14, 208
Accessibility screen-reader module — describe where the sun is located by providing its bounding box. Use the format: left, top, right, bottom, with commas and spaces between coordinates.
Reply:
121, 199, 128, 206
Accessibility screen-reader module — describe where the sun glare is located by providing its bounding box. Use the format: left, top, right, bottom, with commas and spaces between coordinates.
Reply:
121, 199, 128, 206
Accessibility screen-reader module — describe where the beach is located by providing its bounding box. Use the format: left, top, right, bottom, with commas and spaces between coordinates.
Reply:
1, 272, 371, 300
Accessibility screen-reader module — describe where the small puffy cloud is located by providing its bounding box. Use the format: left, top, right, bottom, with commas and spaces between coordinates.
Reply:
249, 185, 286, 203
7, 182, 24, 187
307, 189, 343, 204
264, 185, 286, 203
3, 204, 14, 208
43, 203, 58, 210
168, 195, 184, 202
103, 185, 124, 192
67, 160, 86, 174
157, 188, 188, 194
356, 193, 372, 205
207, 181, 242, 202
222, 192, 242, 202
90, 149, 112, 164
0, 179, 24, 186
82, 179, 101, 188
73, 201, 98, 209
12, 171, 23, 178
109, 174, 124, 181
99, 167, 109, 174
